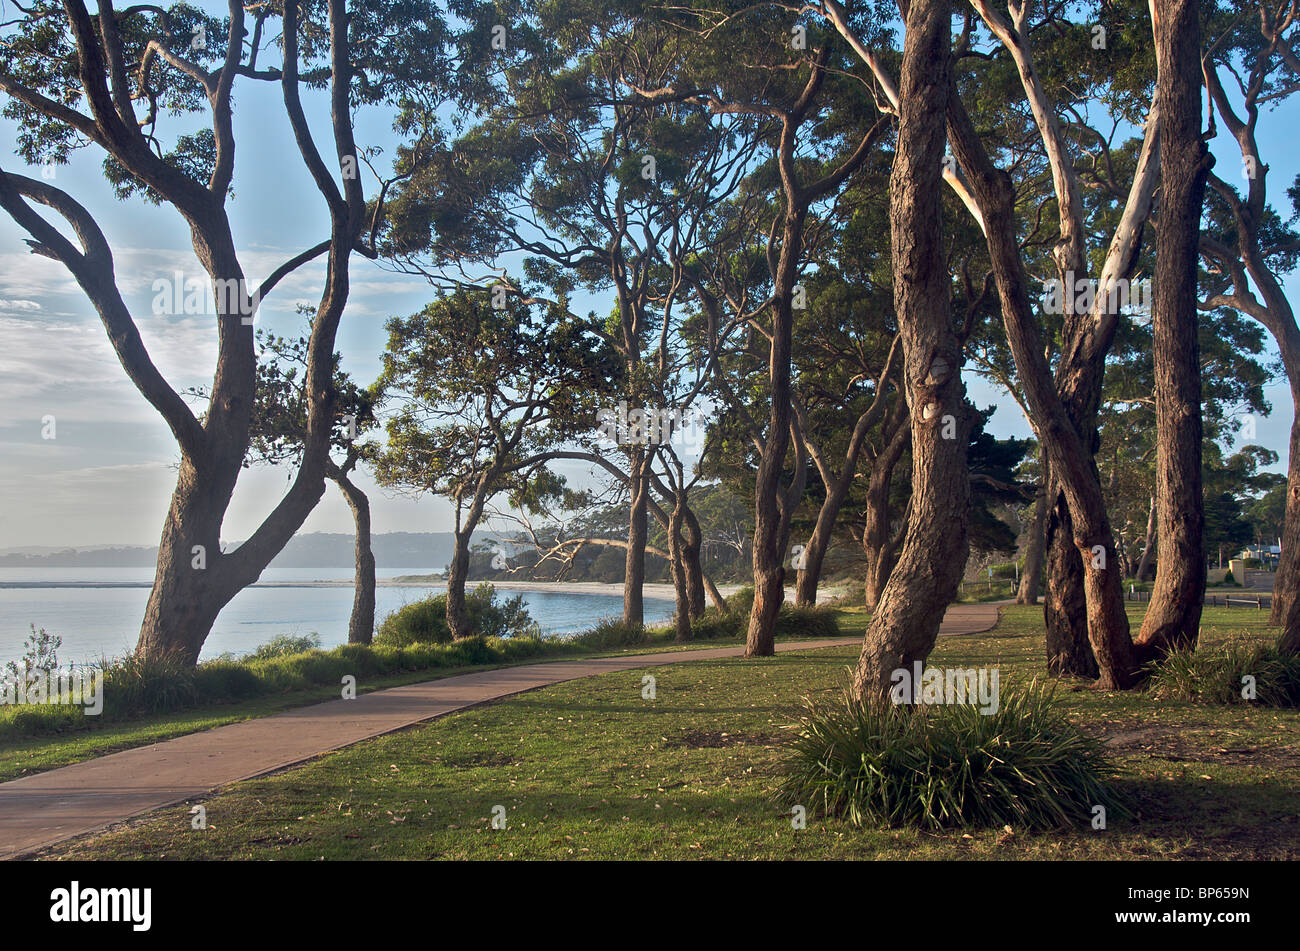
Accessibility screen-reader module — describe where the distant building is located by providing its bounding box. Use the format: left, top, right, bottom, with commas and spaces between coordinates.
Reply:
1238, 544, 1281, 569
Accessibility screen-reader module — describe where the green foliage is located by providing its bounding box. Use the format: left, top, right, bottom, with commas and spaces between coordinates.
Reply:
780, 682, 1128, 830
569, 617, 649, 649
775, 604, 840, 639
726, 585, 756, 619
1223, 568, 1237, 586
377, 596, 454, 646
470, 585, 542, 640
376, 584, 539, 647
245, 633, 323, 661
688, 610, 746, 640
372, 290, 618, 506
191, 661, 264, 703
100, 650, 200, 717
2, 625, 61, 682
1147, 641, 1300, 708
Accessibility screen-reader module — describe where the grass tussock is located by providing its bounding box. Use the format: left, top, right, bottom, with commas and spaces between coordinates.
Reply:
779, 680, 1128, 831
1146, 638, 1300, 707
565, 617, 649, 649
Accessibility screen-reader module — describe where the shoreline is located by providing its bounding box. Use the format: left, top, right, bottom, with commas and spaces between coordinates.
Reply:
0, 578, 854, 604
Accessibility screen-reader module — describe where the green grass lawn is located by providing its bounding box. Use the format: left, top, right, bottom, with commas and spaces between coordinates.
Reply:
35, 603, 1299, 861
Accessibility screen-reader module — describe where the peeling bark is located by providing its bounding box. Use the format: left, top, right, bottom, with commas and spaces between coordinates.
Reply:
852, 0, 972, 701
1136, 0, 1210, 663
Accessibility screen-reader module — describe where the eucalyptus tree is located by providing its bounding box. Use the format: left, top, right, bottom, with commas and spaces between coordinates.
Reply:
1197, 0, 1300, 651
371, 290, 617, 639
780, 140, 905, 608
958, 0, 1166, 681
850, 0, 973, 700
1099, 302, 1275, 581
231, 327, 381, 644
381, 2, 755, 627
1136, 0, 1212, 655
789, 287, 901, 608
0, 1, 449, 663
651, 4, 887, 655
821, 0, 1180, 686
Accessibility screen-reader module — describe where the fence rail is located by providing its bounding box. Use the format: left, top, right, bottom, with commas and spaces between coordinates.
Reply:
958, 583, 1273, 610
1123, 589, 1268, 609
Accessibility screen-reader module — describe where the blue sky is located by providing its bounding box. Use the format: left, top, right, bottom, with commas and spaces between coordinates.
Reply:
0, 8, 1297, 552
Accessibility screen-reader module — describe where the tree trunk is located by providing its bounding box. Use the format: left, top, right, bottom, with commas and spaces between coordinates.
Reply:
747, 461, 789, 657
1136, 0, 1210, 664
136, 462, 241, 664
668, 502, 692, 642
681, 505, 708, 619
745, 184, 806, 655
794, 474, 852, 607
852, 0, 971, 701
1135, 494, 1158, 581
624, 448, 648, 627
329, 466, 375, 645
1016, 458, 1047, 605
703, 574, 728, 613
1043, 486, 1099, 676
1271, 410, 1300, 629
862, 410, 909, 612
447, 524, 473, 639
1280, 563, 1300, 654
946, 76, 1137, 688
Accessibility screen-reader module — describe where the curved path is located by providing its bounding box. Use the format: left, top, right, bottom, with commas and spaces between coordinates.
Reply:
0, 601, 1002, 859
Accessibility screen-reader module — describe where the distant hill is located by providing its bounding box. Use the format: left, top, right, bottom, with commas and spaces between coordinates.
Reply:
0, 532, 482, 573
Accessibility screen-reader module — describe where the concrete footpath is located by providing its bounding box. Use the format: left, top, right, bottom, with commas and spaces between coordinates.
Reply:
0, 601, 1002, 859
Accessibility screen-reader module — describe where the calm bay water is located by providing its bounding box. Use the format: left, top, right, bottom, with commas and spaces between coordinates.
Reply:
0, 567, 673, 666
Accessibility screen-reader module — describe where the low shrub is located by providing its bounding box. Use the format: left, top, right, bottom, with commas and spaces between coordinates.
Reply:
775, 604, 840, 638
779, 681, 1128, 830
245, 633, 323, 660
725, 585, 755, 619
1146, 639, 1300, 707
470, 585, 541, 640
375, 584, 539, 647
688, 611, 745, 640
3, 625, 62, 682
376, 596, 452, 646
571, 617, 648, 649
